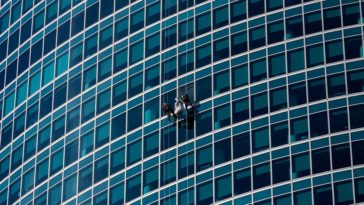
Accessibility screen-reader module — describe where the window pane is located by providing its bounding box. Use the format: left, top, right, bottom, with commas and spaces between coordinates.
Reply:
287, 48, 305, 72
197, 181, 213, 204
253, 162, 270, 189
308, 77, 326, 102
214, 138, 231, 165
289, 82, 307, 107
252, 127, 269, 152
271, 121, 289, 147
214, 104, 231, 129
215, 175, 232, 201
234, 168, 251, 195
292, 152, 310, 178
127, 139, 142, 166
314, 185, 333, 205
309, 111, 328, 137
110, 148, 125, 175
272, 157, 290, 184
196, 145, 212, 171
329, 108, 348, 133
312, 147, 331, 174
332, 143, 351, 169
144, 132, 159, 158
290, 116, 308, 142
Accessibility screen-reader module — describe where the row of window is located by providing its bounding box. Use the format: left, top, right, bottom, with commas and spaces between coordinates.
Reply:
1, 135, 363, 204
1, 29, 363, 128
1, 0, 363, 95
1, 63, 364, 168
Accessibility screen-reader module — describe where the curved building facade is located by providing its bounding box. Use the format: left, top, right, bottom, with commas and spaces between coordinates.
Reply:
0, 0, 364, 204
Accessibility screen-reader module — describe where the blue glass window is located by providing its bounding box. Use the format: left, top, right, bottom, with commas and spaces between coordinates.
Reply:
115, 18, 128, 41
197, 181, 213, 204
268, 20, 284, 44
290, 116, 308, 142
253, 162, 270, 189
50, 149, 63, 175
65, 140, 78, 166
308, 77, 326, 102
272, 157, 290, 184
72, 11, 84, 36
146, 33, 160, 57
288, 48, 305, 72
110, 147, 125, 174
38, 125, 50, 151
85, 34, 98, 58
128, 105, 143, 131
63, 174, 77, 200
129, 72, 143, 98
196, 145, 212, 171
94, 156, 109, 183
114, 48, 128, 73
314, 185, 333, 204
144, 97, 160, 123
100, 25, 113, 49
231, 31, 248, 56
110, 183, 124, 205
289, 82, 307, 106
111, 113, 126, 139
83, 65, 96, 90
249, 25, 265, 50
130, 9, 144, 33
234, 168, 251, 195
214, 104, 231, 129
251, 92, 268, 117
213, 37, 229, 62
329, 108, 348, 133
80, 131, 94, 157
214, 70, 230, 95
36, 159, 49, 185
215, 138, 231, 165
271, 121, 289, 147
213, 5, 228, 29
130, 40, 144, 65
66, 106, 80, 132
98, 57, 112, 81
249, 0, 264, 17
96, 122, 110, 148
52, 116, 65, 142
196, 12, 211, 35
312, 147, 331, 174
161, 125, 176, 150
196, 43, 211, 68
325, 40, 343, 63
143, 166, 158, 193
127, 139, 142, 167
146, 2, 160, 26
86, 2, 99, 27
196, 109, 212, 136
97, 89, 111, 114
162, 57, 177, 82
215, 175, 232, 201
162, 25, 177, 49
179, 18, 194, 42
126, 174, 141, 202
252, 126, 269, 152
78, 164, 92, 192
292, 152, 310, 178
269, 53, 286, 77
178, 152, 194, 179
250, 58, 267, 83
160, 159, 176, 186
145, 65, 160, 90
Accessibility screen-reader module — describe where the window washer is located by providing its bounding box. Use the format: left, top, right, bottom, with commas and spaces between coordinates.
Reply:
162, 103, 176, 121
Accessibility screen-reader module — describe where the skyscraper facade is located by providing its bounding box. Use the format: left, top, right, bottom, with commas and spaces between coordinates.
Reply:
0, 0, 364, 204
